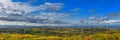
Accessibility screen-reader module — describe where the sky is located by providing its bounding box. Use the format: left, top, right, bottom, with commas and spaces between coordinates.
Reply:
0, 0, 120, 26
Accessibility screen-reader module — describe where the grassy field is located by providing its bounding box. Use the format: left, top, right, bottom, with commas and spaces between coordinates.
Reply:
0, 28, 120, 40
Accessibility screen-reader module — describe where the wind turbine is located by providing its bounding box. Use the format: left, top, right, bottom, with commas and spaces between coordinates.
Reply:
80, 18, 87, 39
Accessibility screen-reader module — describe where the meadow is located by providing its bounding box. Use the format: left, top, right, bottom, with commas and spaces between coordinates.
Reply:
0, 28, 120, 40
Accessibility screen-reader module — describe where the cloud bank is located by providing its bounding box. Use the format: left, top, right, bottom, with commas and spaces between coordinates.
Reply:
0, 0, 72, 27
0, 0, 120, 27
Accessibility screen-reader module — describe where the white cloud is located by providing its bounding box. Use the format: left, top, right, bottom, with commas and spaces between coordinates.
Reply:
0, 0, 35, 14
0, 0, 67, 22
35, 12, 69, 21
88, 9, 97, 13
100, 20, 120, 24
39, 2, 63, 10
0, 0, 73, 27
79, 16, 109, 24
108, 12, 120, 18
0, 0, 63, 15
71, 8, 80, 12
89, 16, 95, 20
0, 20, 73, 27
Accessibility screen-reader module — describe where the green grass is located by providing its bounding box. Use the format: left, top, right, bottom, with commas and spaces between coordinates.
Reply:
0, 28, 120, 40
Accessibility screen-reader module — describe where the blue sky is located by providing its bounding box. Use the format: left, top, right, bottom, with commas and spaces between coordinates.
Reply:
12, 0, 120, 23
0, 0, 120, 26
